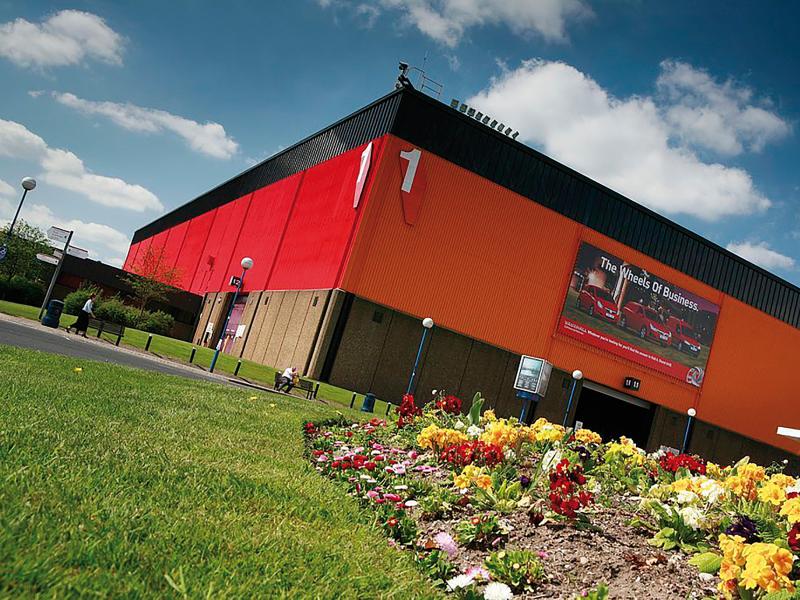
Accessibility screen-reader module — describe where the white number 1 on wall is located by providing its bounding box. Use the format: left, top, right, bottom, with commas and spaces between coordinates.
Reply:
399, 148, 421, 193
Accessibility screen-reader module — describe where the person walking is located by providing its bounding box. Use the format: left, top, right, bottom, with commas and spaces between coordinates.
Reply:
70, 293, 96, 337
275, 366, 298, 393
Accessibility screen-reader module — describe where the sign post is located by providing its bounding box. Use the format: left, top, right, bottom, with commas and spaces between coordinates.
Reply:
38, 228, 74, 319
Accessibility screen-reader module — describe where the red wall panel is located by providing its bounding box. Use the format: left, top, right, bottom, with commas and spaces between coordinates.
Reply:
268, 138, 385, 290
124, 138, 386, 296
203, 194, 253, 291
224, 174, 302, 292
172, 210, 217, 291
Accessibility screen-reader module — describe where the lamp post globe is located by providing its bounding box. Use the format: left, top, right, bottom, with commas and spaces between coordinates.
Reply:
687, 407, 697, 417
21, 177, 36, 191
422, 317, 434, 329
572, 369, 583, 380
241, 257, 254, 270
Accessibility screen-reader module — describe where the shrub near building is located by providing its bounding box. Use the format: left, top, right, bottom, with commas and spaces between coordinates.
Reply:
63, 287, 174, 335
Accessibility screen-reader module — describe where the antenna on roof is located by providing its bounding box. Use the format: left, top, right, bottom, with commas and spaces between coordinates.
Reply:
394, 60, 443, 99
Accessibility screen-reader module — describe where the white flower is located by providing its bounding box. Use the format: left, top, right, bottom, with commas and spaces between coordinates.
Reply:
484, 582, 513, 600
467, 425, 482, 438
679, 505, 705, 530
541, 448, 562, 472
504, 447, 516, 461
675, 490, 699, 505
787, 482, 800, 496
454, 421, 465, 430
446, 574, 475, 591
698, 479, 725, 504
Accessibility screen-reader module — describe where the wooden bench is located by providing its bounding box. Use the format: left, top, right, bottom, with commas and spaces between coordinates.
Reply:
87, 318, 126, 346
273, 372, 319, 399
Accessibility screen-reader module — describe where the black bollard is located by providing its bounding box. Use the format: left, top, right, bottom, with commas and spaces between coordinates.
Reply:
234, 360, 242, 376
189, 347, 196, 364
350, 392, 356, 409
145, 334, 153, 352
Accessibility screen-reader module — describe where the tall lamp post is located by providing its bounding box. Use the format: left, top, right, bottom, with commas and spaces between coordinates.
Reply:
209, 257, 253, 373
406, 317, 434, 395
562, 369, 584, 427
0, 177, 36, 263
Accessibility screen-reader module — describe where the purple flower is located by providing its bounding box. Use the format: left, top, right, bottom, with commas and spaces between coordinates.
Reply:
519, 475, 531, 488
725, 516, 760, 543
434, 531, 459, 558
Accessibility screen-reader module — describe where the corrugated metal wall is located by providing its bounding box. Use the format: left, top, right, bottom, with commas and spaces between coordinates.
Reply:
342, 135, 799, 453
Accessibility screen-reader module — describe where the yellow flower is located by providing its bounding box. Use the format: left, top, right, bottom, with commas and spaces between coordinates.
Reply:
737, 463, 766, 482
574, 428, 602, 445
480, 420, 520, 450
758, 482, 786, 506
482, 409, 497, 423
453, 474, 471, 489
417, 425, 468, 452
769, 473, 796, 489
73, 367, 83, 373
474, 475, 493, 490
725, 475, 758, 501
780, 497, 800, 524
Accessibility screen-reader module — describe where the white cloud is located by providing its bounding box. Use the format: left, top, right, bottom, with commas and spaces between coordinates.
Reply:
0, 10, 123, 69
467, 59, 774, 221
726, 241, 796, 271
657, 60, 791, 156
0, 178, 15, 198
0, 118, 162, 212
52, 92, 239, 159
0, 202, 130, 259
319, 0, 591, 45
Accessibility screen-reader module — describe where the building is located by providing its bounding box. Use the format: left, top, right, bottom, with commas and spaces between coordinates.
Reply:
56, 254, 201, 340
124, 88, 800, 465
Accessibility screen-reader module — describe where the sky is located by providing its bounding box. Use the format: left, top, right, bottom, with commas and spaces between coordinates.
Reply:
0, 1, 798, 286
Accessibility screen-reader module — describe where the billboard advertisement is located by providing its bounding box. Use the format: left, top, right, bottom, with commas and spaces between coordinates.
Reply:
558, 242, 720, 387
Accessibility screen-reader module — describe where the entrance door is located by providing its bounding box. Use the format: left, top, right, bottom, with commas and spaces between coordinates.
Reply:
220, 294, 248, 354
572, 383, 654, 448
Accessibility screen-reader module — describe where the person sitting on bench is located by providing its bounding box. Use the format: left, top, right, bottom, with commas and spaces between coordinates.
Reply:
275, 366, 298, 393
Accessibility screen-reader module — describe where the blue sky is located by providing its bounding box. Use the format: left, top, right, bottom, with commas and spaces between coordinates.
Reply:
0, 1, 798, 286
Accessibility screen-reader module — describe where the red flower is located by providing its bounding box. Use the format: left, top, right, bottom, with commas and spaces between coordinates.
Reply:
440, 440, 504, 468
387, 517, 399, 528
396, 394, 422, 427
658, 453, 706, 475
789, 524, 800, 552
548, 459, 593, 519
435, 394, 463, 415
365, 461, 376, 471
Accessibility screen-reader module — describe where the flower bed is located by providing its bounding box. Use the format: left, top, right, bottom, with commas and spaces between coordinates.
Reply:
304, 392, 798, 599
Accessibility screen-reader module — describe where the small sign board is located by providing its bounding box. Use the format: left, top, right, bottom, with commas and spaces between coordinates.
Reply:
514, 355, 553, 396
0, 244, 7, 262
36, 252, 60, 266
229, 275, 242, 287
66, 246, 89, 259
235, 324, 246, 338
47, 226, 71, 244
624, 377, 641, 391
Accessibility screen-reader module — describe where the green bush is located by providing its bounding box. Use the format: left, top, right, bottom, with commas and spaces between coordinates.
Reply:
139, 310, 175, 335
64, 285, 101, 316
0, 276, 46, 306
94, 297, 138, 327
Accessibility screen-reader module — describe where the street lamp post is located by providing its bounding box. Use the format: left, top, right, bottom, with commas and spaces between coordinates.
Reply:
0, 177, 36, 264
209, 257, 253, 373
562, 369, 584, 427
681, 407, 697, 453
406, 317, 434, 395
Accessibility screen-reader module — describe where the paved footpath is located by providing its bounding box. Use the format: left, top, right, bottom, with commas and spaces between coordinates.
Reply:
0, 312, 268, 391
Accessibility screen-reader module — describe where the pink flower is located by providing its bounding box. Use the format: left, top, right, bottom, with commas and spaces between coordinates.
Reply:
384, 493, 402, 502
366, 490, 379, 499
434, 531, 459, 558
464, 566, 489, 581
537, 550, 549, 560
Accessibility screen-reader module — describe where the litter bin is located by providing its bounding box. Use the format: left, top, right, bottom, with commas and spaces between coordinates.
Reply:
360, 393, 376, 413
41, 299, 64, 329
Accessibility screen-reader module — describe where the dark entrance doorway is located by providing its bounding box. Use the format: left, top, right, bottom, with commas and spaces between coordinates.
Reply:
572, 383, 654, 448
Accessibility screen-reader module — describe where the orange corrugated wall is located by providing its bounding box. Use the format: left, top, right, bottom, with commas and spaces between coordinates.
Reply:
342, 135, 799, 454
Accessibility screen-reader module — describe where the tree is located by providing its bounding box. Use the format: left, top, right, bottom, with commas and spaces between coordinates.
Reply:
0, 220, 52, 283
123, 244, 182, 316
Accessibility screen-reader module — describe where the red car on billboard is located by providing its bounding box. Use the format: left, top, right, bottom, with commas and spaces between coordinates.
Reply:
576, 284, 619, 323
620, 302, 671, 346
667, 317, 702, 356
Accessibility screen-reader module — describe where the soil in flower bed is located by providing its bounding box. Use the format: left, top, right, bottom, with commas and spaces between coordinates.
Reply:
418, 502, 717, 599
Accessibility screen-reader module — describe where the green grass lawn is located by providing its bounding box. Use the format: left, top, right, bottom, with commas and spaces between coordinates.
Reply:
0, 300, 393, 415
0, 345, 436, 598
